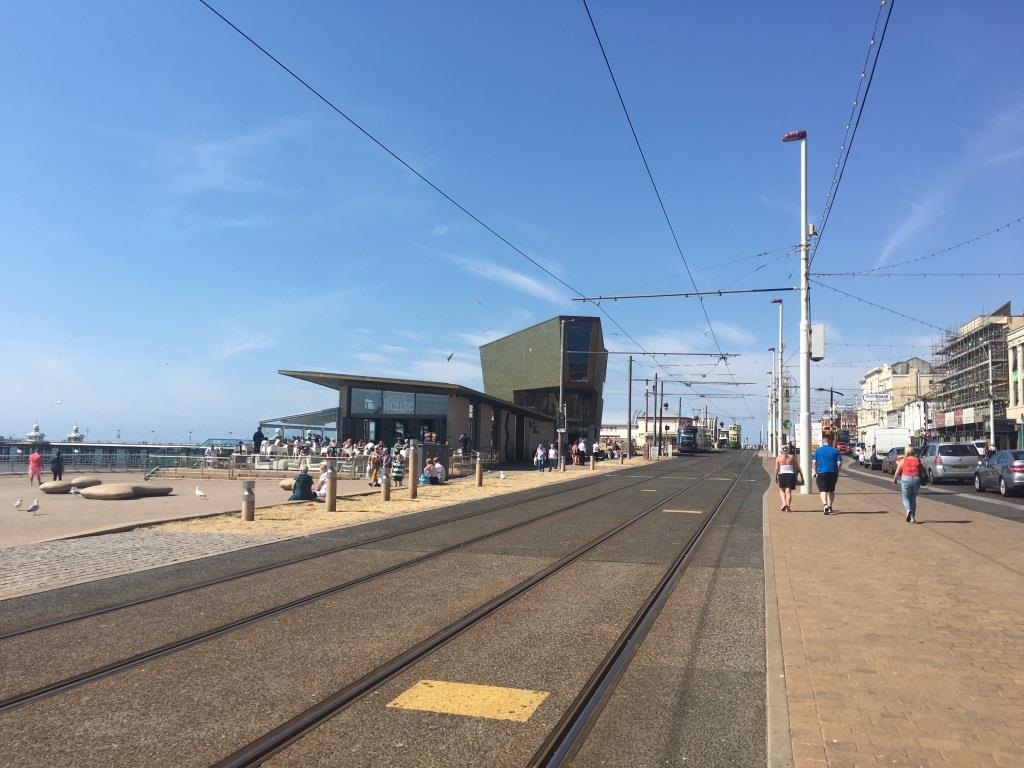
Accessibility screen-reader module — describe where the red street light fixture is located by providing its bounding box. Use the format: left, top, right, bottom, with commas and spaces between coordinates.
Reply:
782, 130, 807, 142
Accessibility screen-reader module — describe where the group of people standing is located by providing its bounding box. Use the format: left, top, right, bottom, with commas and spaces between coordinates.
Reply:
774, 433, 926, 522
24, 448, 64, 486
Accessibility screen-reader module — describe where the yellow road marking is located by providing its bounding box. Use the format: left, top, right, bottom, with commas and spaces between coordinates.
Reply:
662, 509, 701, 514
386, 680, 550, 722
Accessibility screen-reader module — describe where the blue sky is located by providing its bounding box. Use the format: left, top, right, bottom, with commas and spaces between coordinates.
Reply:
2, 1, 1021, 443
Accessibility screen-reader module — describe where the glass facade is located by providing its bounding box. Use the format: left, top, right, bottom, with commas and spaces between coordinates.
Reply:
566, 322, 593, 382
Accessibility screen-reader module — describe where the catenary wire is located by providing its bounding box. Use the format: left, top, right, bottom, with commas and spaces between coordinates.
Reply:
809, 0, 896, 268
809, 279, 944, 331
579, 0, 751, 417
194, 0, 692, 390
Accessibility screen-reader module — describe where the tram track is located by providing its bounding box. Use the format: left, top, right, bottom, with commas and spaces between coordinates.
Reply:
0, 457, 716, 714
208, 452, 755, 768
0, 458, 710, 642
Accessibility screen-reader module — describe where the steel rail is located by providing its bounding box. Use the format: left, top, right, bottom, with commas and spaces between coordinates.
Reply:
0, 458, 712, 713
0, 460, 695, 642
529, 450, 758, 766
208, 453, 753, 768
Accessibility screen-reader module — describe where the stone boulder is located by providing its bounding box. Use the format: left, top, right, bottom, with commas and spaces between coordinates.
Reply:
80, 483, 173, 500
69, 476, 103, 489
40, 480, 73, 494
279, 478, 295, 491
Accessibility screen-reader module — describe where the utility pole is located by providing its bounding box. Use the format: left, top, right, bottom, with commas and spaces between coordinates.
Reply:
988, 345, 996, 447
769, 348, 777, 454
652, 372, 658, 457
659, 378, 665, 457
558, 319, 566, 467
644, 379, 650, 450
626, 355, 632, 460
783, 128, 811, 493
773, 298, 784, 453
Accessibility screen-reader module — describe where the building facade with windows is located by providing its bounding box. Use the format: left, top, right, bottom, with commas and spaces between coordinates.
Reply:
479, 316, 607, 444
857, 357, 933, 440
930, 302, 1024, 448
1005, 323, 1024, 448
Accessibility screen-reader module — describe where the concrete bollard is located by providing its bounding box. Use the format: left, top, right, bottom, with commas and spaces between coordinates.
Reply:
561, 456, 566, 472
381, 473, 391, 501
241, 480, 255, 522
475, 455, 483, 487
408, 446, 417, 499
620, 453, 625, 464
590, 455, 596, 471
326, 469, 337, 512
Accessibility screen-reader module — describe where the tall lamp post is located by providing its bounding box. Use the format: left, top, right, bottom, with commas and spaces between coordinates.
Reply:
771, 298, 784, 451
783, 129, 811, 493
768, 349, 777, 454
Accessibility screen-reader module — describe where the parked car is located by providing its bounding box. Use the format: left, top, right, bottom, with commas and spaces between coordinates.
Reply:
972, 440, 988, 457
920, 443, 979, 484
974, 449, 1024, 496
881, 447, 905, 474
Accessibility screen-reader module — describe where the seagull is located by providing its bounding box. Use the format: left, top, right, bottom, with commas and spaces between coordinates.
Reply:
195, 486, 207, 498
54, 400, 63, 406
446, 352, 455, 362
27, 499, 40, 515
70, 486, 81, 495
14, 498, 22, 509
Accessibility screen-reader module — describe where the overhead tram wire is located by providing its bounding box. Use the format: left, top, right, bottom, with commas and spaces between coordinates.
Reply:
812, 213, 1024, 276
194, 0, 686, 387
809, 0, 896, 269
809, 279, 945, 331
579, 0, 752, 417
810, 271, 1024, 279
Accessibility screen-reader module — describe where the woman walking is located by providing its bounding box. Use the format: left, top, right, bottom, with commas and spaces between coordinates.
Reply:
894, 444, 923, 523
774, 444, 799, 512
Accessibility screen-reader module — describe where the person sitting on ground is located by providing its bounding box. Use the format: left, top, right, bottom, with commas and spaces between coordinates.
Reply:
315, 461, 332, 500
432, 457, 446, 484
289, 466, 317, 501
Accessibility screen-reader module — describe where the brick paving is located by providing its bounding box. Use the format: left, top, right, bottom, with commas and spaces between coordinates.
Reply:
764, 461, 1024, 767
0, 530, 288, 600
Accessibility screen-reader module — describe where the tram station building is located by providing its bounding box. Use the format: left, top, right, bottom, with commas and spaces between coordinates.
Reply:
480, 315, 607, 444
268, 371, 555, 462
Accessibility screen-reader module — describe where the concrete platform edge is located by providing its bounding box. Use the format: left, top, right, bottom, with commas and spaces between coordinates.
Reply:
762, 463, 793, 768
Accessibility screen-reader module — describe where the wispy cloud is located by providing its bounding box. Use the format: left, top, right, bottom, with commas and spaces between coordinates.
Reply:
454, 329, 510, 347
353, 352, 394, 365
424, 246, 565, 305
209, 328, 276, 359
877, 189, 944, 267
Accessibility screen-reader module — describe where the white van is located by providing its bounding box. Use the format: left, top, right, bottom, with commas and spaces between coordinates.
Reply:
862, 427, 911, 470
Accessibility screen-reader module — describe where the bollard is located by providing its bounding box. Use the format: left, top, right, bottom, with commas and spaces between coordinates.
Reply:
620, 453, 625, 465
560, 456, 566, 472
241, 480, 255, 522
381, 473, 391, 501
590, 455, 596, 471
408, 446, 417, 499
326, 469, 337, 512
475, 455, 483, 487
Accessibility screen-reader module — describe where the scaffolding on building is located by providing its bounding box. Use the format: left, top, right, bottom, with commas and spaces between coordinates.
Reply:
930, 302, 1020, 441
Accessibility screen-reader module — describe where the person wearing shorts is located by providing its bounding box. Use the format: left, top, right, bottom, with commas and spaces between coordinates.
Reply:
27, 448, 43, 487
774, 444, 798, 512
813, 434, 842, 515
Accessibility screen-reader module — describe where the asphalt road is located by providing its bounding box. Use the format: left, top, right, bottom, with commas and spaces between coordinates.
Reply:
0, 451, 766, 768
842, 459, 1024, 524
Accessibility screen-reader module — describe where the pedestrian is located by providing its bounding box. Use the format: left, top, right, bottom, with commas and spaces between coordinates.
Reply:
252, 426, 266, 455
813, 434, 842, 515
391, 450, 404, 487
773, 444, 799, 512
28, 448, 43, 486
289, 467, 317, 501
547, 444, 558, 471
50, 449, 65, 482
459, 432, 470, 454
535, 444, 546, 472
368, 450, 383, 487
893, 444, 924, 523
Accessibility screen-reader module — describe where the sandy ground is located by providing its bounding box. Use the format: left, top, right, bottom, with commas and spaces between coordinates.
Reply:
157, 459, 655, 538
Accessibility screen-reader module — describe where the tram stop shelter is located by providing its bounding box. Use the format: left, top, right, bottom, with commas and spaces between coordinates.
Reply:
270, 371, 556, 462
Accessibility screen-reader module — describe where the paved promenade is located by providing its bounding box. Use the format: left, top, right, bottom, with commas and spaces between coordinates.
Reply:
765, 461, 1024, 767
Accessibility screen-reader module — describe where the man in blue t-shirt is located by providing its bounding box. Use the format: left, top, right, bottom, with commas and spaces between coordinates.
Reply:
813, 434, 843, 515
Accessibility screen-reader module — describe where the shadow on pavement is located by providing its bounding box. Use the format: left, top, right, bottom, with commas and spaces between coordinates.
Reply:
830, 510, 888, 515
917, 520, 972, 525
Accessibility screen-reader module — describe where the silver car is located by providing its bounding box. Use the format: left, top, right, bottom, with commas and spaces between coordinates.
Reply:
974, 450, 1024, 497
919, 443, 979, 484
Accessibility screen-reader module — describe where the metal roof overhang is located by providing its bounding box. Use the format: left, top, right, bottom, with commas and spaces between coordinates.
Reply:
279, 370, 554, 423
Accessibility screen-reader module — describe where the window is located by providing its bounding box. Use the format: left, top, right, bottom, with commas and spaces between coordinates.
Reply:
415, 394, 448, 416
938, 444, 976, 456
566, 321, 593, 382
351, 388, 382, 415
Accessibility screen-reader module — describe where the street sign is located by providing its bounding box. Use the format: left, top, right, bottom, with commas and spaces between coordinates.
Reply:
862, 392, 891, 403
783, 419, 792, 430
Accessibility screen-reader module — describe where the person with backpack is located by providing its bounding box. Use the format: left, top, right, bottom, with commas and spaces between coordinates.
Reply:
893, 444, 925, 523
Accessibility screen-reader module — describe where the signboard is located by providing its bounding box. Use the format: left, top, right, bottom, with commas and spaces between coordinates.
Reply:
962, 407, 975, 425
934, 412, 945, 429
783, 419, 792, 430
810, 323, 825, 361
382, 391, 415, 415
862, 392, 891, 403
811, 422, 823, 446
944, 411, 956, 427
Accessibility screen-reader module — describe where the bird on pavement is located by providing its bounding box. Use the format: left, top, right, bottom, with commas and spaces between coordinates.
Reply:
26, 499, 39, 515
195, 486, 207, 498
14, 498, 22, 509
